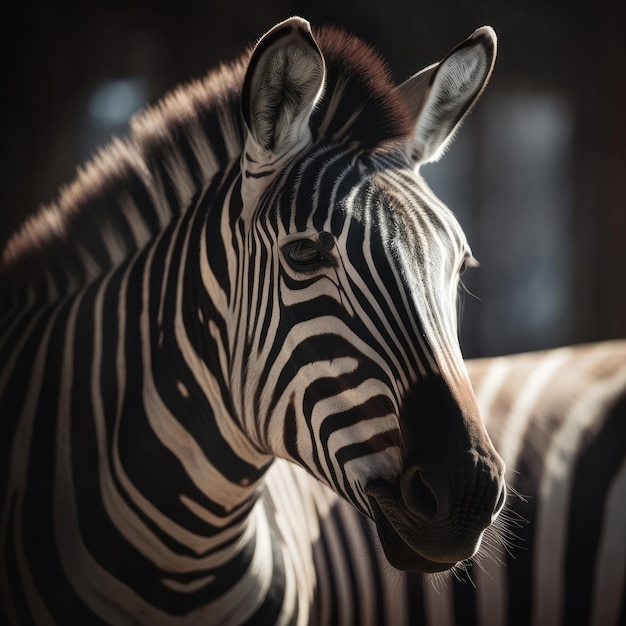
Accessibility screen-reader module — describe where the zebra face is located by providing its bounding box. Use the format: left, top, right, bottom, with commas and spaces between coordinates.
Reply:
237, 17, 506, 573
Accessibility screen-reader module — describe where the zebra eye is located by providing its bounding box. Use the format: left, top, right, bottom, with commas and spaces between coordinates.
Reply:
285, 239, 329, 270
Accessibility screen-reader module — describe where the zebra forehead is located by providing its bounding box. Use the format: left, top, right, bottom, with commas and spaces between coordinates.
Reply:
366, 167, 469, 243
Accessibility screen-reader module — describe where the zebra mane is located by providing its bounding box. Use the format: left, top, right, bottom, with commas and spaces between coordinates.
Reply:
311, 26, 412, 148
0, 25, 411, 286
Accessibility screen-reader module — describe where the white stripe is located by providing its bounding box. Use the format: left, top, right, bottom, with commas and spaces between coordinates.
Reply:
201, 503, 273, 625
473, 357, 509, 626
265, 462, 317, 620
424, 579, 455, 626
497, 348, 571, 470
474, 557, 507, 625
471, 357, 511, 429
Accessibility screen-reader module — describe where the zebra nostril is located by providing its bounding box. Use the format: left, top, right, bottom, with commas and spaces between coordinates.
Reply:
400, 466, 438, 520
492, 482, 507, 521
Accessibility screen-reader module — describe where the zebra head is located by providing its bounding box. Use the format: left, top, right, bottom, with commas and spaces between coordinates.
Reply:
230, 17, 506, 573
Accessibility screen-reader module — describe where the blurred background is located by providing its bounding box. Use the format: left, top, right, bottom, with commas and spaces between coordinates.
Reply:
2, 0, 625, 358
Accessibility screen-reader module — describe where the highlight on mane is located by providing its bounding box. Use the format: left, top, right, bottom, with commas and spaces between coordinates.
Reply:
130, 54, 251, 186
1, 139, 151, 278
0, 61, 249, 284
0, 23, 411, 284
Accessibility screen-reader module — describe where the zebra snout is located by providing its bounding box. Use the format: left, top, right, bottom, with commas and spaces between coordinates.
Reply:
399, 458, 506, 526
366, 456, 506, 571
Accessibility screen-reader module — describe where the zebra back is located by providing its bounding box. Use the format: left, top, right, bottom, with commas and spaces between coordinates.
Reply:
467, 340, 626, 626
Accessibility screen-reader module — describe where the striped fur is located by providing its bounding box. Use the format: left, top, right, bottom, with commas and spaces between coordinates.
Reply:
466, 340, 626, 626
1, 17, 511, 625
264, 340, 626, 626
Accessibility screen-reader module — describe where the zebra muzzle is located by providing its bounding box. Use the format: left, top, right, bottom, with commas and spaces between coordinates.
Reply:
365, 459, 506, 572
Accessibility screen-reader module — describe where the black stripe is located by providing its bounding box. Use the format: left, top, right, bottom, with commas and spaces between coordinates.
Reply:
198, 107, 233, 167
563, 390, 626, 624
453, 566, 478, 626
313, 507, 341, 624
359, 514, 389, 626
506, 446, 539, 626
202, 165, 241, 303
245, 168, 274, 179
3, 495, 34, 624
406, 572, 427, 626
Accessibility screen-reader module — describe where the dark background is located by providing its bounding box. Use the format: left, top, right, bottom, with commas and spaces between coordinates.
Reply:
2, 1, 625, 358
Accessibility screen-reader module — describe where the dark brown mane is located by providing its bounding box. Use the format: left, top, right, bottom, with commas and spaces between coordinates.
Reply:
0, 24, 411, 286
313, 25, 412, 148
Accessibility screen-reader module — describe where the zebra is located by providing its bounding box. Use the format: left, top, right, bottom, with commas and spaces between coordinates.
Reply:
2, 13, 569, 625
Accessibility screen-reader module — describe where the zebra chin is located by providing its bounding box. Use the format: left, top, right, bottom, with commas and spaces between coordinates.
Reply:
365, 482, 493, 573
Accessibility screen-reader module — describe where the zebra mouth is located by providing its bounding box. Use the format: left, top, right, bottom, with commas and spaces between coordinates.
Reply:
365, 482, 460, 573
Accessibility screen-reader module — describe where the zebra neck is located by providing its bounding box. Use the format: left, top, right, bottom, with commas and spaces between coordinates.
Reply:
44, 180, 272, 570
124, 191, 271, 491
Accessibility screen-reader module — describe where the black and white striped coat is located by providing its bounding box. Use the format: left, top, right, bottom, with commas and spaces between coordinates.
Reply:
1, 15, 622, 626
281, 340, 626, 626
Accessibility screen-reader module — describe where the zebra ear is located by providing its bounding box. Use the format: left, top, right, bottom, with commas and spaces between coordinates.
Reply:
241, 17, 325, 168
397, 27, 496, 166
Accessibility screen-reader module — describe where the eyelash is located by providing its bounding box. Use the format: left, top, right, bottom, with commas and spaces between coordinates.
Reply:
284, 239, 333, 271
